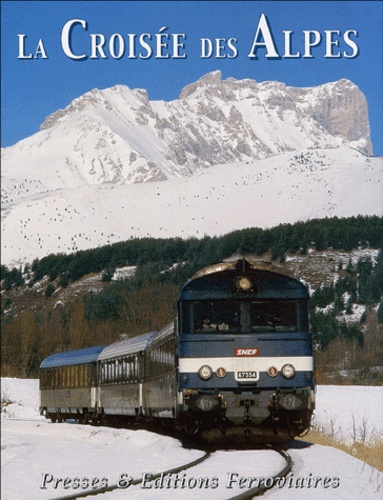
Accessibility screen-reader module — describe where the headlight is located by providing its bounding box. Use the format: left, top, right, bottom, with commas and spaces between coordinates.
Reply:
281, 364, 296, 379
238, 277, 253, 291
198, 365, 213, 380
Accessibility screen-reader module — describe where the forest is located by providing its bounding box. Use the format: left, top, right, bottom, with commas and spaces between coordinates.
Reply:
1, 215, 383, 382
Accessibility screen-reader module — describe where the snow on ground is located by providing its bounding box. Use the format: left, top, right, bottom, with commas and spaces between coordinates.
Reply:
313, 385, 383, 445
1, 378, 382, 499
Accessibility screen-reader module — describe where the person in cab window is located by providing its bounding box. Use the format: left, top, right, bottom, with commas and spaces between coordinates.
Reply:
200, 316, 229, 332
202, 316, 214, 330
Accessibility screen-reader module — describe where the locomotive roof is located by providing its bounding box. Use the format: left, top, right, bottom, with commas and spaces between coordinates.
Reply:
180, 259, 309, 300
40, 345, 106, 369
98, 331, 157, 361
191, 259, 292, 279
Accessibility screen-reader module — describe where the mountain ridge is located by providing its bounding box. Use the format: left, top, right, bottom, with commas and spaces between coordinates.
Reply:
1, 72, 381, 267
2, 72, 372, 187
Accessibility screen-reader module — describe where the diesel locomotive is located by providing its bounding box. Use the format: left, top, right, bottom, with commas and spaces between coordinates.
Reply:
40, 259, 315, 439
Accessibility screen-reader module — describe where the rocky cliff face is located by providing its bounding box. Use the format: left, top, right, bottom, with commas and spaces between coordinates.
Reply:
304, 79, 371, 144
3, 72, 372, 189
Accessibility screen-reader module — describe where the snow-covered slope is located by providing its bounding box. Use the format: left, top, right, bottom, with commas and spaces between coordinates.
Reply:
1, 146, 382, 267
1, 72, 381, 267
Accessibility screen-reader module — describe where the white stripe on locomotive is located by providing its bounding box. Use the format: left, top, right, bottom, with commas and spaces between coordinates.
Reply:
179, 356, 313, 374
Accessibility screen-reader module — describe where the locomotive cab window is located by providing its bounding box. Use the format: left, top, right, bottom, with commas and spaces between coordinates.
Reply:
250, 301, 297, 332
192, 300, 241, 333
181, 300, 305, 333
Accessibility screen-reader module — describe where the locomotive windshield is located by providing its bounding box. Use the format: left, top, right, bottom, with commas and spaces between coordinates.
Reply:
181, 300, 303, 334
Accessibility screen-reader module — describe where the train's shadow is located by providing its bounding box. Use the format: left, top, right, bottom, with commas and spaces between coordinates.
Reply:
60, 418, 314, 452
178, 433, 315, 452
283, 439, 314, 450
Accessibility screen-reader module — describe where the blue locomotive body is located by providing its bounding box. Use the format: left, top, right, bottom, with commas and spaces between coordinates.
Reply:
40, 259, 315, 438
176, 259, 315, 437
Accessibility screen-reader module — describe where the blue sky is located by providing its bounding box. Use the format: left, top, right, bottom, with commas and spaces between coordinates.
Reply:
1, 0, 382, 155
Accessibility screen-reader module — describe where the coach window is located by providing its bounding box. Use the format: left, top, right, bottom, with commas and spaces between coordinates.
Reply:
116, 359, 121, 382
123, 358, 127, 381
101, 363, 105, 384
132, 358, 136, 381
120, 359, 125, 382
86, 365, 91, 386
114, 360, 117, 382
122, 359, 126, 382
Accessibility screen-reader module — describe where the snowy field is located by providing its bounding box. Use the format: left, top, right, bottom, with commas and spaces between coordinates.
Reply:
2, 147, 382, 268
1, 378, 382, 500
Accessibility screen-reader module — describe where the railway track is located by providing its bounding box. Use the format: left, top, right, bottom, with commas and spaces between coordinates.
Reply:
51, 451, 211, 500
50, 445, 292, 500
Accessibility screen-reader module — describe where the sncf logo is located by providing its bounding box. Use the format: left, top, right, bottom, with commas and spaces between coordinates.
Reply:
234, 348, 259, 357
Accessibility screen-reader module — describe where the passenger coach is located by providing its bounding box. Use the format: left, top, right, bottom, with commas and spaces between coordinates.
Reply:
40, 345, 105, 423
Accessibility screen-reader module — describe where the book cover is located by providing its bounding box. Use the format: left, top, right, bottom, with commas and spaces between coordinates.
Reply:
1, 1, 382, 499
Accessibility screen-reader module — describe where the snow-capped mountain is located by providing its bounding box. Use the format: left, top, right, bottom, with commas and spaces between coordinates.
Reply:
2, 71, 372, 189
1, 72, 382, 267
